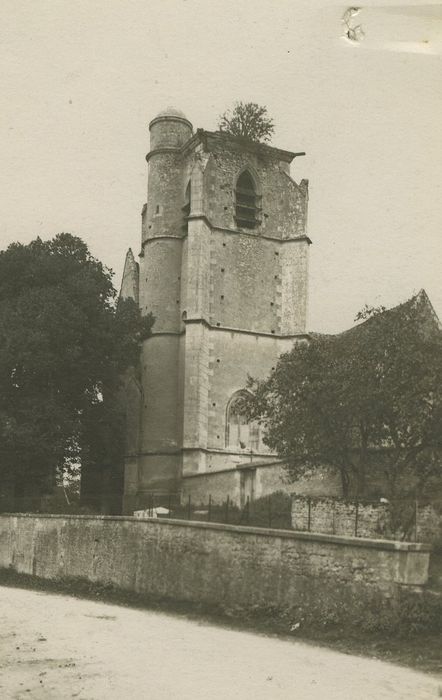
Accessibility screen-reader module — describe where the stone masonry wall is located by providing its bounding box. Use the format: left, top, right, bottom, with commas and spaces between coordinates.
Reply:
182, 470, 241, 506
0, 515, 430, 617
179, 463, 344, 510
202, 137, 308, 238
292, 496, 389, 539
292, 495, 442, 545
209, 232, 279, 333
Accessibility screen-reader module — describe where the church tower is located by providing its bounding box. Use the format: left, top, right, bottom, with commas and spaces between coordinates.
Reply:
122, 108, 310, 513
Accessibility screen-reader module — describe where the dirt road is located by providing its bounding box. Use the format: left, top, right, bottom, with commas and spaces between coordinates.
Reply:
0, 586, 439, 699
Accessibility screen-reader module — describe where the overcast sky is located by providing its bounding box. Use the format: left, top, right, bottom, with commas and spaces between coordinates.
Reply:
1, 1, 441, 333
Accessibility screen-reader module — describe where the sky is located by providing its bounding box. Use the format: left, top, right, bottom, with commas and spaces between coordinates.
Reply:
0, 1, 441, 333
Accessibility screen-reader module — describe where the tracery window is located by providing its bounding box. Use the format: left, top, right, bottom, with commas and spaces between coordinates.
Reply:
226, 390, 260, 451
235, 171, 261, 229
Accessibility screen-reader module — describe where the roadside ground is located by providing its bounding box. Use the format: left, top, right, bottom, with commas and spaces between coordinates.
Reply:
0, 584, 440, 700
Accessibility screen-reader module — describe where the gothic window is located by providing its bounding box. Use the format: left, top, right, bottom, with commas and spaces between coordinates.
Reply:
226, 390, 260, 451
235, 170, 261, 229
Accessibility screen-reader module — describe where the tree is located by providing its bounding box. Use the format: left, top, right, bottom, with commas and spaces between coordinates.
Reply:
246, 292, 442, 503
0, 234, 153, 508
218, 102, 275, 143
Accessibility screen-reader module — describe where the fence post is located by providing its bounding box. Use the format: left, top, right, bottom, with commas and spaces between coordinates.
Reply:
208, 495, 212, 522
354, 501, 359, 537
187, 494, 191, 520
225, 496, 230, 524
332, 499, 336, 535
246, 496, 250, 525
268, 495, 272, 528
168, 493, 172, 518
307, 497, 311, 532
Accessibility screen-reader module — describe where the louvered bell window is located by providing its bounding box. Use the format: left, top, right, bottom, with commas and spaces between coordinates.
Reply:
235, 171, 261, 229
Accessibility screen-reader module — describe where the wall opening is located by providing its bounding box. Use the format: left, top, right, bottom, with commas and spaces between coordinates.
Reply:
182, 181, 191, 233
225, 390, 260, 451
235, 171, 261, 229
240, 469, 256, 506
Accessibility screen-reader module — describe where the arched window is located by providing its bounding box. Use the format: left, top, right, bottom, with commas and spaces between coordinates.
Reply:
235, 170, 260, 229
226, 390, 260, 451
182, 181, 191, 233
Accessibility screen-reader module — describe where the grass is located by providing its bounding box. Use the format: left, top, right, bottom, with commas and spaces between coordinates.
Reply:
0, 567, 440, 676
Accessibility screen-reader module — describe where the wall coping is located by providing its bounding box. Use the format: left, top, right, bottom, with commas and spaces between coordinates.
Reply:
181, 459, 281, 474
0, 513, 432, 553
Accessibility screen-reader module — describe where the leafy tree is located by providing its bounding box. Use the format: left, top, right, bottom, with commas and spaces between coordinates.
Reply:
246, 292, 442, 502
218, 102, 275, 143
0, 234, 153, 509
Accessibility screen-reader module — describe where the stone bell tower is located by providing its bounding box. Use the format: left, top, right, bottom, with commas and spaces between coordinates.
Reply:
122, 107, 310, 513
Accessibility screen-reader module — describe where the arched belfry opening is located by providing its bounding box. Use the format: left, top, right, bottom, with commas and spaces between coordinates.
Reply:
225, 390, 260, 451
235, 170, 261, 229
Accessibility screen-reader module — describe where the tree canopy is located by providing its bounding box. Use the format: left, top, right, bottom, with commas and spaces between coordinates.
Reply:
218, 102, 275, 143
246, 292, 442, 501
0, 234, 153, 506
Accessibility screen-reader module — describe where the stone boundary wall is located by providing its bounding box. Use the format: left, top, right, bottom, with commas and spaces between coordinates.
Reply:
291, 496, 442, 545
0, 514, 430, 616
181, 469, 241, 505
292, 496, 389, 539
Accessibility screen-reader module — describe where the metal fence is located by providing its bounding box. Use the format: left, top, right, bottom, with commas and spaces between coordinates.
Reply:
132, 492, 293, 530
291, 494, 442, 543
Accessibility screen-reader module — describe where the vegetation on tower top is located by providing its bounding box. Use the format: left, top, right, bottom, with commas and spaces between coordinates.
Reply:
218, 102, 275, 144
